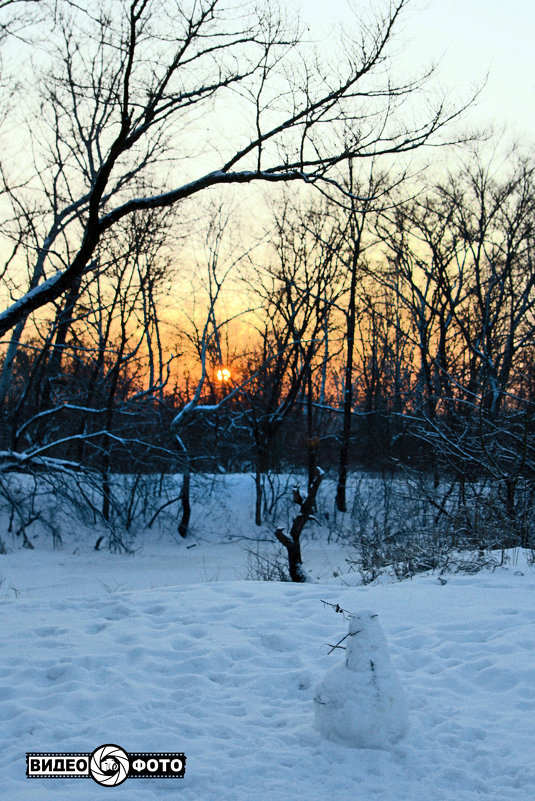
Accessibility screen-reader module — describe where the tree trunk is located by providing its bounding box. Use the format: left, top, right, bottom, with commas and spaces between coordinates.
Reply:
41, 275, 83, 409
275, 466, 324, 582
0, 236, 52, 407
178, 470, 191, 538
306, 367, 317, 495
336, 250, 358, 512
0, 321, 24, 409
255, 449, 264, 526
102, 466, 111, 522
336, 175, 363, 513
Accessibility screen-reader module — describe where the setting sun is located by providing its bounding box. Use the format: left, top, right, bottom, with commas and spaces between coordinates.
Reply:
216, 367, 231, 383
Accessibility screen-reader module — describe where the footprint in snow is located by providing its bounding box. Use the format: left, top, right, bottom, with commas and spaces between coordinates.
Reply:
85, 622, 108, 634
34, 626, 68, 637
260, 633, 294, 652
145, 604, 167, 615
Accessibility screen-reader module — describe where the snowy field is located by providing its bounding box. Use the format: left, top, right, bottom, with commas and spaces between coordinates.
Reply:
1, 473, 535, 800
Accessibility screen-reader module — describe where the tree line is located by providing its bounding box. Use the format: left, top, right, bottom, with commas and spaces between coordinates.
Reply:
1, 149, 533, 549
0, 0, 532, 554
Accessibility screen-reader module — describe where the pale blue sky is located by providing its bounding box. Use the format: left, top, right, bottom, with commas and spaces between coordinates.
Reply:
302, 0, 534, 143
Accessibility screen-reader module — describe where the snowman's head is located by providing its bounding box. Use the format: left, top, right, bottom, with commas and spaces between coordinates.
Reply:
346, 609, 390, 672
348, 609, 379, 635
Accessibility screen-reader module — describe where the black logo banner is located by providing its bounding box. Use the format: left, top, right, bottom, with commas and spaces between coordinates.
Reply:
27, 744, 186, 786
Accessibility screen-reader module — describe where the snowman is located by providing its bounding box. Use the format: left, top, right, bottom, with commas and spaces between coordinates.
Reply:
314, 609, 408, 749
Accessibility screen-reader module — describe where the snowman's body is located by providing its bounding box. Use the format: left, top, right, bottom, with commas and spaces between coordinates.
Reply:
314, 610, 408, 749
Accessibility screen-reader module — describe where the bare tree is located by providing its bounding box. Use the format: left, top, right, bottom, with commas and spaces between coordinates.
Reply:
377, 149, 535, 419
171, 202, 251, 536
234, 202, 342, 525
0, 204, 181, 550
0, 0, 467, 351
372, 147, 535, 545
332, 164, 395, 511
275, 465, 324, 582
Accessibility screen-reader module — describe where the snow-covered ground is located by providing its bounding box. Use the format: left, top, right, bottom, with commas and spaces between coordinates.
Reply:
1, 474, 535, 800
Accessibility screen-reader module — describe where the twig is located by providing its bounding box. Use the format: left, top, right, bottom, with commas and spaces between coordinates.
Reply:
321, 599, 353, 617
